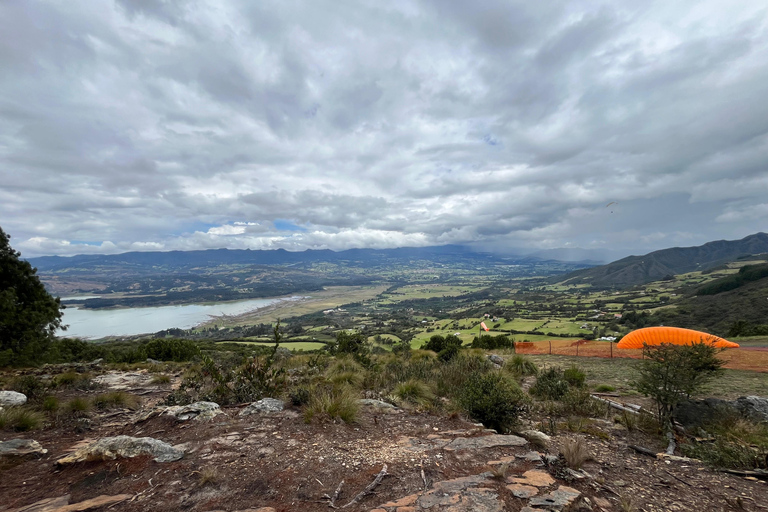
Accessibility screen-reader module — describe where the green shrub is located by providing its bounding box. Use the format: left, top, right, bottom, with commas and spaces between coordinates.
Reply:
42, 395, 59, 412
634, 342, 724, 430
471, 334, 513, 350
393, 379, 434, 406
54, 372, 94, 390
434, 352, 493, 398
457, 370, 528, 433
92, 391, 140, 410
563, 366, 586, 388
9, 375, 47, 401
507, 355, 538, 376
594, 384, 615, 393
150, 374, 171, 385
530, 367, 569, 400
557, 388, 608, 417
289, 386, 311, 407
329, 371, 364, 388
143, 338, 200, 362
63, 397, 92, 417
682, 416, 768, 469
303, 386, 360, 424
0, 407, 45, 431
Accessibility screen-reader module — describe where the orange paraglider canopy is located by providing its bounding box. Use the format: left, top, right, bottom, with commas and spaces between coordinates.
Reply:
617, 326, 739, 349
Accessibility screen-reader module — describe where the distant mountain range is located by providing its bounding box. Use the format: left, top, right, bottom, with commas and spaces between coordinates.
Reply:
28, 245, 502, 271
557, 232, 768, 288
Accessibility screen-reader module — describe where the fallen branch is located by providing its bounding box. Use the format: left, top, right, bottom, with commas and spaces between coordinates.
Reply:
665, 432, 677, 456
329, 479, 344, 508
421, 467, 428, 491
628, 445, 657, 458
341, 464, 388, 509
590, 395, 641, 414
663, 469, 692, 487
720, 469, 768, 481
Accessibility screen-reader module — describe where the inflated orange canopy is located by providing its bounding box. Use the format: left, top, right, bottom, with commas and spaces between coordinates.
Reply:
617, 326, 739, 349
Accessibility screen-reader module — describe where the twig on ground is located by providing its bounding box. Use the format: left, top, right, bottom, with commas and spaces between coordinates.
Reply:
663, 469, 692, 487
341, 464, 388, 509
628, 445, 657, 458
329, 479, 344, 508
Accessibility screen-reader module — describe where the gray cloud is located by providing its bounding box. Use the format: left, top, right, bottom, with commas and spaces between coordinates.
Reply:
2, 0, 767, 258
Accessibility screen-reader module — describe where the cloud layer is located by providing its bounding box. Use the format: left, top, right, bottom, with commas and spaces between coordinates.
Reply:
2, 0, 767, 258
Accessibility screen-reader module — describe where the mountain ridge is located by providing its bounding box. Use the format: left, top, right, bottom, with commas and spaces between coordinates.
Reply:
556, 232, 768, 288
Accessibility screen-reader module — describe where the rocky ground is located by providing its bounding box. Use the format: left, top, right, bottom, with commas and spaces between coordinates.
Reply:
2, 369, 768, 512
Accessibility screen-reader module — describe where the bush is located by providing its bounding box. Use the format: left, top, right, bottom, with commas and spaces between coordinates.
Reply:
42, 395, 59, 412
9, 375, 47, 401
289, 386, 311, 407
507, 355, 538, 377
0, 407, 45, 431
682, 415, 768, 469
633, 342, 724, 430
561, 437, 590, 469
594, 384, 615, 393
63, 397, 92, 417
422, 334, 462, 353
303, 386, 360, 424
143, 338, 200, 362
563, 366, 586, 388
92, 391, 140, 410
530, 367, 569, 400
393, 379, 434, 406
54, 372, 94, 390
457, 370, 528, 433
471, 334, 513, 350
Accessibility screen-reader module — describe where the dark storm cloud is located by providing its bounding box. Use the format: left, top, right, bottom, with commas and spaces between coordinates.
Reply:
1, 0, 767, 257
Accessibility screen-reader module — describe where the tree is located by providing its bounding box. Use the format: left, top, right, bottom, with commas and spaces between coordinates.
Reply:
0, 227, 63, 365
633, 342, 724, 430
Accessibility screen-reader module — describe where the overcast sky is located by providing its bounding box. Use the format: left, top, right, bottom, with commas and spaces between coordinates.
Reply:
2, 1, 767, 259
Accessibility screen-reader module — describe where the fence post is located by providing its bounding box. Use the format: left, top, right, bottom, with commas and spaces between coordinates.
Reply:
549, 340, 552, 355
576, 341, 579, 357
610, 341, 613, 359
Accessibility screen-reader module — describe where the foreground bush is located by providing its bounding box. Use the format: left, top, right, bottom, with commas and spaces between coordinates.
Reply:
530, 367, 570, 400
393, 379, 434, 406
457, 370, 528, 433
507, 355, 538, 377
0, 407, 45, 431
303, 386, 360, 424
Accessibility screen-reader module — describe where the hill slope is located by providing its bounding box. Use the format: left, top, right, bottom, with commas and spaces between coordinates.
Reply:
557, 232, 768, 288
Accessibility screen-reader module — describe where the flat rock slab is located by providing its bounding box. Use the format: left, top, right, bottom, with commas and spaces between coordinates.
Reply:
445, 434, 527, 451
373, 473, 503, 512
0, 390, 27, 406
165, 401, 223, 421
55, 435, 184, 465
93, 372, 154, 390
8, 494, 132, 512
509, 469, 556, 488
239, 398, 284, 416
358, 399, 399, 410
528, 485, 581, 511
0, 439, 47, 458
507, 483, 539, 498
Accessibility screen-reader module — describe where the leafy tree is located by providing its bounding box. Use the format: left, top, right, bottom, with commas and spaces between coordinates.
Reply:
334, 330, 370, 365
0, 227, 64, 365
633, 342, 724, 430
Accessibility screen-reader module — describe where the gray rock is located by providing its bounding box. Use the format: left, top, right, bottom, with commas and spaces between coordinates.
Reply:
0, 390, 27, 406
529, 485, 582, 511
672, 398, 733, 429
445, 434, 527, 451
487, 354, 504, 366
358, 398, 397, 409
166, 401, 223, 421
735, 396, 768, 422
239, 398, 285, 416
0, 439, 47, 458
55, 435, 184, 465
519, 429, 551, 448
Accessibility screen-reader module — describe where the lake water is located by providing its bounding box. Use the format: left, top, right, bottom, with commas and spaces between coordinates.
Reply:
57, 297, 290, 339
